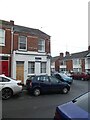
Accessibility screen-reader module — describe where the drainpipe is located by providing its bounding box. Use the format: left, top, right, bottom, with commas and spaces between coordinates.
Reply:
10, 20, 14, 54
11, 23, 14, 78
11, 27, 13, 55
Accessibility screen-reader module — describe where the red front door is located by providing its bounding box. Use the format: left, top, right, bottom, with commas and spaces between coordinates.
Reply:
0, 61, 9, 76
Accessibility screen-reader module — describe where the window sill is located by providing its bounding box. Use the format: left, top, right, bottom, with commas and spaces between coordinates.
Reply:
18, 49, 27, 52
38, 50, 45, 53
27, 74, 35, 77
0, 44, 5, 46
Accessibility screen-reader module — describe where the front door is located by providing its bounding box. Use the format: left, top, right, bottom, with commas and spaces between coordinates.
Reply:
16, 61, 24, 83
0, 61, 9, 76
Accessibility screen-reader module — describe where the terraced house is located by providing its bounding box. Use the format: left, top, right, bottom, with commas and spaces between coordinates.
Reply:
0, 20, 51, 84
51, 47, 90, 73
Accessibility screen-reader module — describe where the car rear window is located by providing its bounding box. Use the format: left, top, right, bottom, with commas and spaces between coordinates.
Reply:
73, 92, 90, 113
0, 77, 10, 82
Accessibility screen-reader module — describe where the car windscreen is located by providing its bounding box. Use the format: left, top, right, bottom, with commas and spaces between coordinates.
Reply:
59, 73, 69, 78
73, 92, 90, 113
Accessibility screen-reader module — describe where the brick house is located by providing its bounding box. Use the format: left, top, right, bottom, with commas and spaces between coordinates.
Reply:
51, 48, 90, 73
0, 20, 51, 84
51, 56, 59, 72
51, 53, 63, 73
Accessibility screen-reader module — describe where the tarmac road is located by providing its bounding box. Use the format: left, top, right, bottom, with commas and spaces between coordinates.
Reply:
2, 79, 89, 119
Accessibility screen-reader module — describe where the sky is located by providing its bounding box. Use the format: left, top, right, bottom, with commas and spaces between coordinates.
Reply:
1, 0, 89, 56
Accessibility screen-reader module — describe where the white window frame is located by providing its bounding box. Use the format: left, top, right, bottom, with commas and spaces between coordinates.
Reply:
41, 62, 46, 73
28, 62, 35, 74
73, 59, 80, 65
38, 39, 45, 52
18, 36, 27, 51
0, 29, 5, 46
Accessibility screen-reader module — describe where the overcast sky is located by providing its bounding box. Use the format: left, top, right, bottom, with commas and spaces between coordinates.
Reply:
1, 0, 89, 56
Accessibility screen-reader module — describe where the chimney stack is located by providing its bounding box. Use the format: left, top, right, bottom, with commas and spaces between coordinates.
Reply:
60, 52, 64, 58
65, 51, 70, 56
10, 20, 14, 25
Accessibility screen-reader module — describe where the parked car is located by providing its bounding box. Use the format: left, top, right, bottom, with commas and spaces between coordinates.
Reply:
26, 75, 70, 96
0, 74, 22, 100
53, 73, 73, 84
54, 91, 90, 120
60, 71, 72, 77
71, 72, 90, 80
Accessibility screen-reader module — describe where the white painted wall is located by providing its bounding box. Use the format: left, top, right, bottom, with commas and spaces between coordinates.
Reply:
12, 51, 51, 84
35, 62, 41, 75
85, 58, 90, 70
47, 58, 51, 76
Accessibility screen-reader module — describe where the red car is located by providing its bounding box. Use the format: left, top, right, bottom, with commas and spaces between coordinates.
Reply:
71, 72, 90, 80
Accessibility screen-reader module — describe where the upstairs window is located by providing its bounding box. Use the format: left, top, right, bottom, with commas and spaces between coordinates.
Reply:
38, 39, 45, 52
19, 36, 27, 50
0, 29, 5, 46
73, 59, 80, 65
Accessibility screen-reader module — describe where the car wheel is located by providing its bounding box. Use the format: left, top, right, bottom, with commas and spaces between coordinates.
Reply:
62, 87, 68, 94
33, 88, 40, 96
2, 88, 13, 100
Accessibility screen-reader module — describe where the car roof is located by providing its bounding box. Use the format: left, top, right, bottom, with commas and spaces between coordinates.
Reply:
0, 74, 6, 77
57, 92, 90, 119
29, 74, 48, 77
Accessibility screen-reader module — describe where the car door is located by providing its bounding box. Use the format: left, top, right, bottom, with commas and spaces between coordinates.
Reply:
49, 76, 62, 92
55, 74, 64, 82
0, 77, 11, 90
38, 75, 51, 93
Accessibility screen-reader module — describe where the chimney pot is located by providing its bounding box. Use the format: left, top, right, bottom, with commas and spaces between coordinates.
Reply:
10, 20, 14, 25
65, 51, 70, 56
60, 53, 64, 58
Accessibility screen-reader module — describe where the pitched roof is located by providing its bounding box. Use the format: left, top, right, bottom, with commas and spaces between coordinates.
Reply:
51, 56, 60, 62
14, 25, 50, 38
0, 20, 50, 39
70, 50, 89, 58
52, 50, 90, 62
61, 50, 90, 61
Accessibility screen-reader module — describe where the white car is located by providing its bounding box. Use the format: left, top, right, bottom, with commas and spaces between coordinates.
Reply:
0, 74, 22, 100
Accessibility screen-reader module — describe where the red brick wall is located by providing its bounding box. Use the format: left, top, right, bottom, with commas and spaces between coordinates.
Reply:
13, 33, 18, 50
81, 59, 85, 72
55, 58, 60, 72
45, 39, 51, 53
13, 33, 51, 53
66, 60, 73, 71
27, 36, 38, 52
